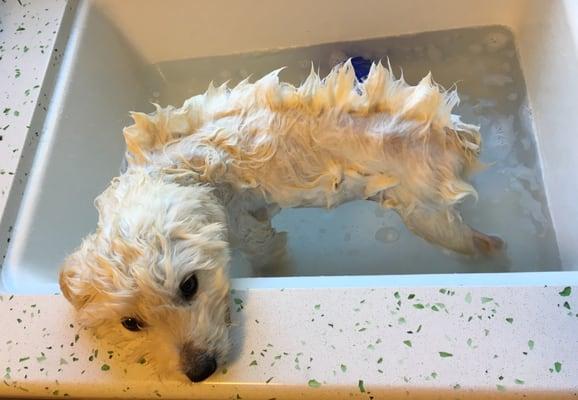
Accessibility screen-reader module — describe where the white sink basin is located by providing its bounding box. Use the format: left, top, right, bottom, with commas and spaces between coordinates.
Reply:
3, 0, 578, 294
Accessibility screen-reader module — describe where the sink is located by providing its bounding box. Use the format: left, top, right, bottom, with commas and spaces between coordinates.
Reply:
3, 0, 578, 294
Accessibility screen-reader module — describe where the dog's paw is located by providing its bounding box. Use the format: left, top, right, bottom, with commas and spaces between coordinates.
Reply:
472, 231, 505, 256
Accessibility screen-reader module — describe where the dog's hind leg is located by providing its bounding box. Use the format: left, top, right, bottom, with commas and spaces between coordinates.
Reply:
372, 192, 503, 256
400, 204, 503, 256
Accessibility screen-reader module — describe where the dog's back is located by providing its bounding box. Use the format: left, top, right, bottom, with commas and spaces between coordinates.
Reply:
123, 62, 480, 208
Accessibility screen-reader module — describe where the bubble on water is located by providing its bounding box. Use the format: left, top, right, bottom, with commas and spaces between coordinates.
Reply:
486, 115, 515, 160
495, 132, 508, 147
484, 31, 510, 51
518, 101, 536, 146
483, 74, 513, 87
375, 227, 400, 243
519, 103, 534, 121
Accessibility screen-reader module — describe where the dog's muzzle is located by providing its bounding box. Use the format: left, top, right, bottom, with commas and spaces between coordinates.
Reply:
181, 344, 217, 382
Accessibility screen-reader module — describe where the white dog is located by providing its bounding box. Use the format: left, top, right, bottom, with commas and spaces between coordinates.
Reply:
59, 61, 502, 382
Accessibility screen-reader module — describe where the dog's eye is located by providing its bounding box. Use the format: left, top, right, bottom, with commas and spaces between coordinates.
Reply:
179, 274, 198, 300
121, 317, 144, 332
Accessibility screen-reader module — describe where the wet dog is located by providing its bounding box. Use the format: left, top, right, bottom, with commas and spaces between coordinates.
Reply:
59, 61, 502, 382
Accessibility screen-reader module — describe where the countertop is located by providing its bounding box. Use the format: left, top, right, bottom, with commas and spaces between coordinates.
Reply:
0, 1, 577, 399
1, 287, 577, 399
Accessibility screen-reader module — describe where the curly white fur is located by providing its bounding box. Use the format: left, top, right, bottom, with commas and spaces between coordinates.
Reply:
59, 61, 502, 382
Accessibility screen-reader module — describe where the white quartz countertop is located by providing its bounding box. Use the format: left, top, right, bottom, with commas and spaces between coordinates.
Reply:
0, 1, 577, 399
1, 287, 577, 399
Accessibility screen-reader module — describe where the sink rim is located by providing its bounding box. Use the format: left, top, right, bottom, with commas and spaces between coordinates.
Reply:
3, 270, 577, 295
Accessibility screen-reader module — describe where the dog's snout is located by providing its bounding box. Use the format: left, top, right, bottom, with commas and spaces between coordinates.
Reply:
182, 345, 217, 382
184, 355, 217, 382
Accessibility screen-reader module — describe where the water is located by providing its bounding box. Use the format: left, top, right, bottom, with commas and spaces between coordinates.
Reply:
144, 26, 561, 277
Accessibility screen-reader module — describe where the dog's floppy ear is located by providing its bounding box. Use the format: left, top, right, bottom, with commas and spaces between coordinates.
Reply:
59, 251, 94, 310
59, 233, 138, 314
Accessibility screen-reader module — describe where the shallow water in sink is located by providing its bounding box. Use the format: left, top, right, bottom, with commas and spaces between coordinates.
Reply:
146, 26, 560, 277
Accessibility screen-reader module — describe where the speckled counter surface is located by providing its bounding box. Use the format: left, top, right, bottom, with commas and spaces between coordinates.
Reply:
0, 287, 577, 399
1, 1, 578, 399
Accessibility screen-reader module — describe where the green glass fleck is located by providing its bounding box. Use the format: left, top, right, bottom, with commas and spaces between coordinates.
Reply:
308, 379, 321, 388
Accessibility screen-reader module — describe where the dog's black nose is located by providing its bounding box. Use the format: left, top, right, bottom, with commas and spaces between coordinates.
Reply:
183, 354, 217, 382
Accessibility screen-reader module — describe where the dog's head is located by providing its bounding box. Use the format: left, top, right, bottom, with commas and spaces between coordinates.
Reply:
59, 169, 231, 382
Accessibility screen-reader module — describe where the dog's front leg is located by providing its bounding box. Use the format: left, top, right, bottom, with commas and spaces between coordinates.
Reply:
228, 205, 288, 272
